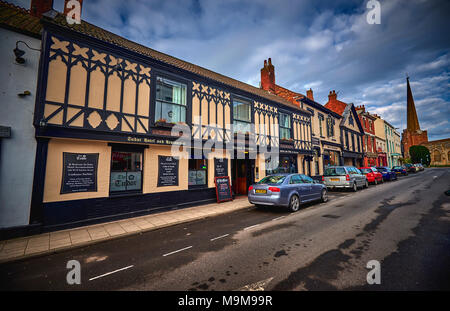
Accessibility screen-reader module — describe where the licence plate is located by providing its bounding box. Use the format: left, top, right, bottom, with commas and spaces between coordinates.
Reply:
330, 178, 340, 181
255, 189, 267, 194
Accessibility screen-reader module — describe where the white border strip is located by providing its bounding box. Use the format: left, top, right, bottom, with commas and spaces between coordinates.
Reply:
210, 234, 229, 241
163, 246, 193, 257
89, 265, 134, 281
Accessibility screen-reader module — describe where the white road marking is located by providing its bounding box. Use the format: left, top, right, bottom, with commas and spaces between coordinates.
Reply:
235, 277, 274, 291
272, 216, 286, 221
89, 265, 134, 281
244, 224, 260, 231
210, 234, 229, 241
162, 246, 193, 257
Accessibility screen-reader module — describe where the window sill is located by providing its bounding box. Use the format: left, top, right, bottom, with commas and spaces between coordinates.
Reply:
153, 121, 176, 129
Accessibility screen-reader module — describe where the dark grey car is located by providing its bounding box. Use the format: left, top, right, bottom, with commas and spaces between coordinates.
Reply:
323, 166, 368, 191
248, 174, 328, 212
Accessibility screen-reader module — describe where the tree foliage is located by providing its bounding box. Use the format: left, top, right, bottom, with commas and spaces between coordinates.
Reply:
409, 145, 431, 166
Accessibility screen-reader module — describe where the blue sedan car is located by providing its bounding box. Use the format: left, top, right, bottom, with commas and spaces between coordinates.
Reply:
375, 166, 397, 181
248, 174, 328, 212
392, 166, 408, 176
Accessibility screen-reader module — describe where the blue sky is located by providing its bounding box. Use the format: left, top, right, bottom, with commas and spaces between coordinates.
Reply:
13, 0, 450, 140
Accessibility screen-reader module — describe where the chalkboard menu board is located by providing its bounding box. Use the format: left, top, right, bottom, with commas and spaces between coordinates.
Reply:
214, 158, 228, 177
215, 176, 233, 203
158, 156, 179, 187
61, 153, 99, 194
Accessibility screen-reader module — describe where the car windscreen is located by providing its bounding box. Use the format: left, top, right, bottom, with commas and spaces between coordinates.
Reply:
324, 167, 346, 176
360, 168, 372, 174
257, 175, 286, 184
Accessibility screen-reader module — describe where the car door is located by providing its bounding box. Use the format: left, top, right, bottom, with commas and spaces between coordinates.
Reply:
355, 168, 364, 185
289, 174, 306, 201
293, 174, 311, 201
302, 174, 322, 199
347, 167, 355, 186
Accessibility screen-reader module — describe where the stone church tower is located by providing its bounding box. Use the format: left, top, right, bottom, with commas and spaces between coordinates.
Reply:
401, 77, 428, 158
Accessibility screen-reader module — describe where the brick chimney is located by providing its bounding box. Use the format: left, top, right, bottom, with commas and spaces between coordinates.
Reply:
64, 0, 83, 17
356, 105, 365, 112
328, 90, 337, 103
30, 0, 53, 18
306, 88, 314, 101
261, 58, 275, 93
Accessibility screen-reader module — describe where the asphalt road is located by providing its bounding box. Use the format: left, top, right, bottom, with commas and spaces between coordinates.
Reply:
0, 168, 449, 291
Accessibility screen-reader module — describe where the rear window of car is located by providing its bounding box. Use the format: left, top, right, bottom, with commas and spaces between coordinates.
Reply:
258, 175, 286, 184
361, 168, 372, 174
324, 167, 346, 176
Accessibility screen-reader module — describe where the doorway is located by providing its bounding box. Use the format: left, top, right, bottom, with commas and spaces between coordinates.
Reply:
231, 158, 254, 195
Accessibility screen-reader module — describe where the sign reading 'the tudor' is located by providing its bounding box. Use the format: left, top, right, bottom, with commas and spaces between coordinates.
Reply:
157, 156, 179, 187
61, 153, 99, 194
214, 158, 228, 177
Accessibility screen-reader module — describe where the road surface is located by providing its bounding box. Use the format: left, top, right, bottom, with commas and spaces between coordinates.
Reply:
0, 168, 449, 291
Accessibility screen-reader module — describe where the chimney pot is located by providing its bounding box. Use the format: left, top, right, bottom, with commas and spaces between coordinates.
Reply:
30, 0, 53, 18
260, 58, 275, 92
306, 88, 314, 101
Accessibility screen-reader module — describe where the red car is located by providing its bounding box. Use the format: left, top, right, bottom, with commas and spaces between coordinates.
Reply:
359, 167, 383, 185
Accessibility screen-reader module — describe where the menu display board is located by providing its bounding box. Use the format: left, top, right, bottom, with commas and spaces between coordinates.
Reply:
214, 158, 228, 177
158, 156, 179, 187
214, 176, 233, 203
61, 153, 99, 194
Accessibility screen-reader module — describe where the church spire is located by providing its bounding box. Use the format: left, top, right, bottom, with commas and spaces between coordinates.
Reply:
406, 76, 421, 132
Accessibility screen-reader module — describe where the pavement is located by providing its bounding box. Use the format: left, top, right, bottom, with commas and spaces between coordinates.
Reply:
0, 196, 253, 263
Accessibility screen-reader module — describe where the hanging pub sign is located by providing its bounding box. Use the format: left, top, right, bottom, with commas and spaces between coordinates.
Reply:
214, 158, 228, 177
157, 156, 179, 187
214, 176, 233, 203
61, 153, 99, 194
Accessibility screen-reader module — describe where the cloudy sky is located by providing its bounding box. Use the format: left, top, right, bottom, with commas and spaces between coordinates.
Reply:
13, 0, 450, 140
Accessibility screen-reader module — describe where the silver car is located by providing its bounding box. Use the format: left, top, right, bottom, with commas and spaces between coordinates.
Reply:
323, 166, 368, 192
248, 174, 328, 212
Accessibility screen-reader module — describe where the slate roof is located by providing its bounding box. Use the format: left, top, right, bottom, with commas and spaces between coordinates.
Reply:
0, 1, 42, 38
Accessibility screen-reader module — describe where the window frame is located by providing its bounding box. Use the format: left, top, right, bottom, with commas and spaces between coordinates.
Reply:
109, 144, 147, 195
232, 98, 252, 134
188, 158, 208, 189
151, 72, 191, 127
279, 112, 291, 140
154, 75, 188, 124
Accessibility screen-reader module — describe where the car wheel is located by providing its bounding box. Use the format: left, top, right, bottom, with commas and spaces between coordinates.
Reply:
352, 183, 358, 192
321, 189, 328, 203
289, 195, 300, 212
